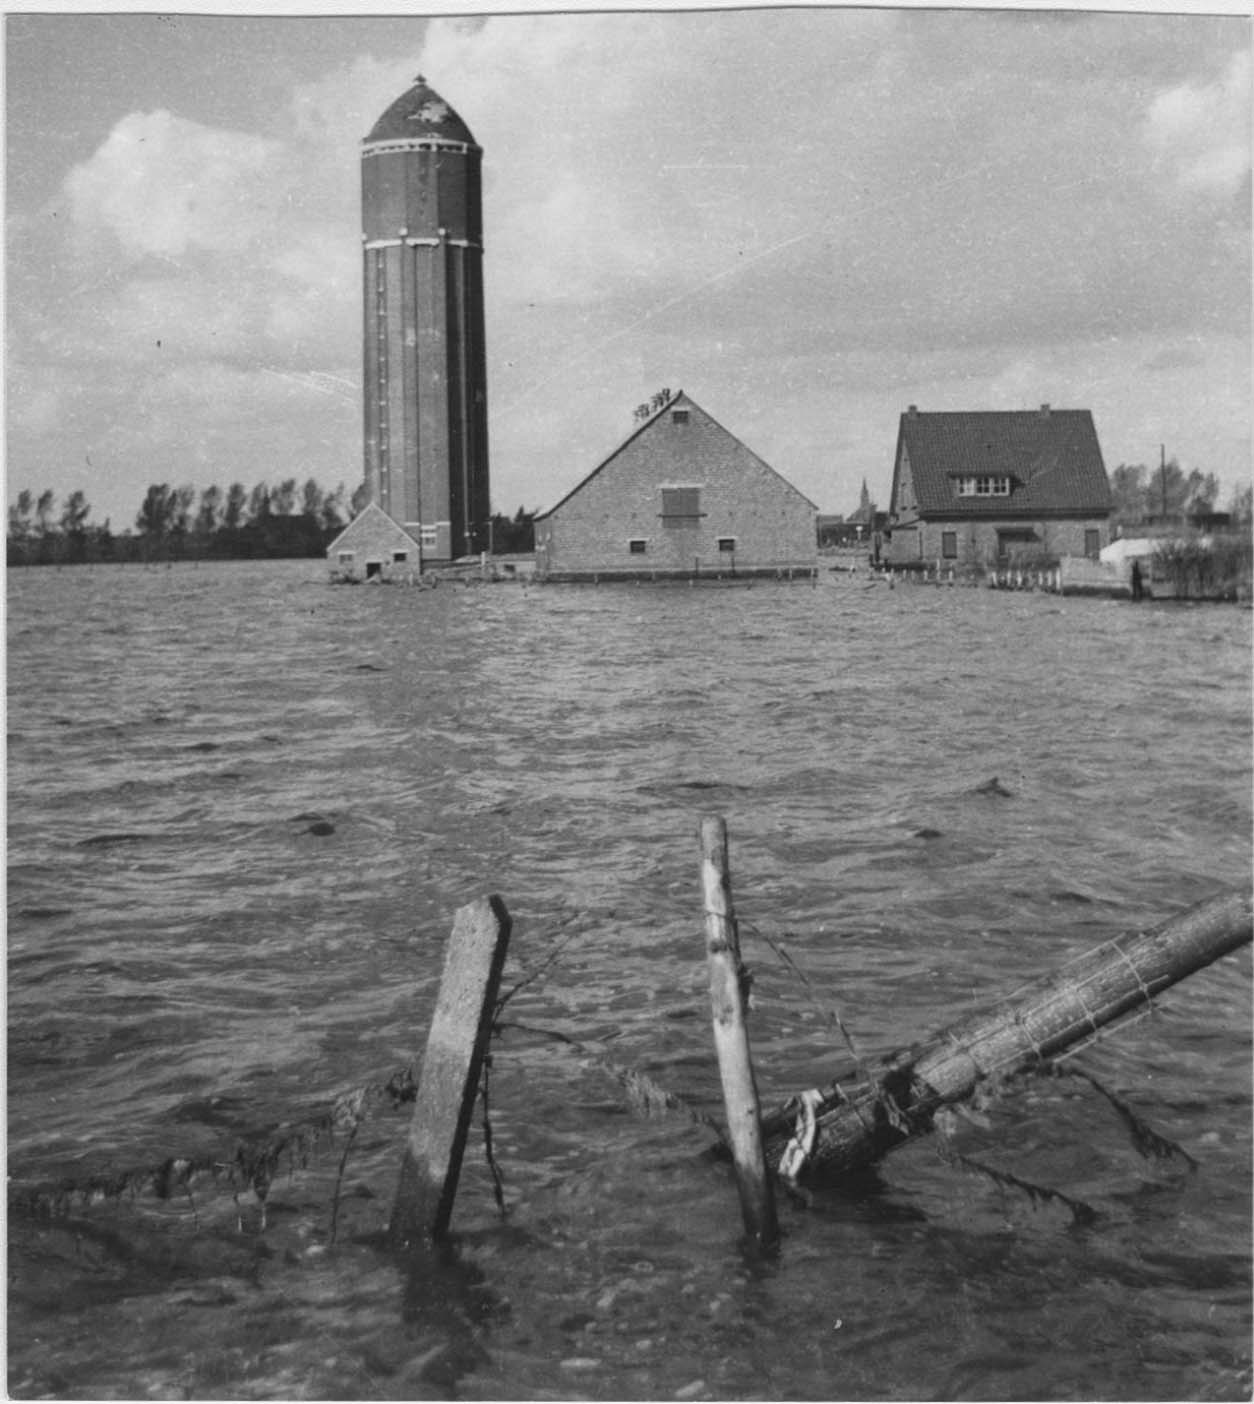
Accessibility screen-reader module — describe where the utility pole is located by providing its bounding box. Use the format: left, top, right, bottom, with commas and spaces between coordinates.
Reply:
1160, 444, 1167, 519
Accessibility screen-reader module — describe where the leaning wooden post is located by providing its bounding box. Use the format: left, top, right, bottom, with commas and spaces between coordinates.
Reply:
390, 895, 512, 1248
700, 816, 779, 1248
760, 886, 1252, 1179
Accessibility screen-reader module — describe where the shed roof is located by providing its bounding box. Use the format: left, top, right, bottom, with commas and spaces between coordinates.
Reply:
325, 502, 421, 557
898, 407, 1112, 516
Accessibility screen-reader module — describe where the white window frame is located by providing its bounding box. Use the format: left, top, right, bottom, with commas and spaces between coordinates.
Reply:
956, 476, 1011, 497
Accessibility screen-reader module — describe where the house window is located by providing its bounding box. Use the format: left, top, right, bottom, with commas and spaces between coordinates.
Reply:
956, 476, 1011, 497
717, 537, 736, 553
338, 551, 355, 564
671, 409, 689, 424
661, 486, 702, 527
1084, 529, 1101, 559
392, 551, 408, 563
628, 538, 647, 554
941, 532, 957, 559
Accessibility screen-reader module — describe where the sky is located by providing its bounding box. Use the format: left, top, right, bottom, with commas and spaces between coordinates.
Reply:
5, 2, 1251, 530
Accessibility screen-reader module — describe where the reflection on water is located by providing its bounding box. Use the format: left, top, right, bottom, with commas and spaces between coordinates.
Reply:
6, 559, 1252, 1400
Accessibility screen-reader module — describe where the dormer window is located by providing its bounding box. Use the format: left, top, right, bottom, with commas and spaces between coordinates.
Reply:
956, 475, 1011, 497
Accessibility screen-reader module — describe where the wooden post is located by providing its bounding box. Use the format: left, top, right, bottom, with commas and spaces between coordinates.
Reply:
390, 895, 512, 1247
760, 886, 1252, 1180
700, 817, 779, 1248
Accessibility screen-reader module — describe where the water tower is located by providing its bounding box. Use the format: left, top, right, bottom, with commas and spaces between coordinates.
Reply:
361, 76, 490, 561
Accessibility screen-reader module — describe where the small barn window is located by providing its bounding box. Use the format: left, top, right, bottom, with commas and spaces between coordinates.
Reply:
671, 409, 689, 424
717, 537, 736, 552
941, 532, 957, 559
338, 551, 355, 564
628, 538, 648, 555
392, 551, 408, 563
420, 527, 437, 548
661, 486, 701, 527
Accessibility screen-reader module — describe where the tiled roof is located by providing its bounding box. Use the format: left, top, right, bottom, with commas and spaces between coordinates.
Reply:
364, 76, 478, 146
898, 408, 1112, 516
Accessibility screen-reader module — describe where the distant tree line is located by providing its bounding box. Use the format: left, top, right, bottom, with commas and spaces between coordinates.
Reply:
487, 506, 535, 554
1108, 460, 1251, 531
8, 481, 537, 566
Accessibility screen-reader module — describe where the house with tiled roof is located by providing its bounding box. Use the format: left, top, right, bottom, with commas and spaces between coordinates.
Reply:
885, 404, 1113, 569
532, 391, 817, 581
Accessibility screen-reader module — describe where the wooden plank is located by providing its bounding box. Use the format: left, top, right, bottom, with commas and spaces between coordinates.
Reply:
390, 894, 512, 1246
700, 816, 779, 1248
762, 887, 1253, 1179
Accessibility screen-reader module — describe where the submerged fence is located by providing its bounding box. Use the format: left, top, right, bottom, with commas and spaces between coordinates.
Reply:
9, 825, 1251, 1255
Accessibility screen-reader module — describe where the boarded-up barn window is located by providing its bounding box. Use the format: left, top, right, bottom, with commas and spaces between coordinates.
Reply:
661, 487, 701, 527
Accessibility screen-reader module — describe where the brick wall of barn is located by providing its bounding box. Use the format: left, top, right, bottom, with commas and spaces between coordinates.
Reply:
535, 401, 817, 579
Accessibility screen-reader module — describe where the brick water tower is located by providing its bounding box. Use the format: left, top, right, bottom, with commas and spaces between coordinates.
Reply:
361, 76, 490, 562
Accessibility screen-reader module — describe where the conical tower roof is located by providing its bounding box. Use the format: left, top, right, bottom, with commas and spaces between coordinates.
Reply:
364, 75, 477, 146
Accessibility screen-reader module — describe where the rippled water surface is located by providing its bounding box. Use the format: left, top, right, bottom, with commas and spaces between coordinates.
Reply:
7, 559, 1252, 1400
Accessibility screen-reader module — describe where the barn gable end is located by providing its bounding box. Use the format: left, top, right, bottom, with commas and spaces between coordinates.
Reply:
533, 391, 817, 581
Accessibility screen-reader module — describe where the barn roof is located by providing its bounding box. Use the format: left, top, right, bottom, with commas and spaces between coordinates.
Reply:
364, 75, 478, 147
897, 407, 1112, 516
535, 390, 818, 520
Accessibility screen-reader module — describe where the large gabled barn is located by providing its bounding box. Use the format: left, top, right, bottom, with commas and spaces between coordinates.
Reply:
533, 391, 817, 581
885, 405, 1113, 568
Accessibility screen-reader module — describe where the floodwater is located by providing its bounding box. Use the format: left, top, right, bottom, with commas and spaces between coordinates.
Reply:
6, 558, 1252, 1401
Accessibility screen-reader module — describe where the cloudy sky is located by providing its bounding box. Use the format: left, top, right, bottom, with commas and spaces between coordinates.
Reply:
6, 3, 1251, 530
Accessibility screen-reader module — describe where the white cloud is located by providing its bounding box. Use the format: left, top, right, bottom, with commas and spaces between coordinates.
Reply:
1145, 49, 1251, 197
63, 110, 288, 260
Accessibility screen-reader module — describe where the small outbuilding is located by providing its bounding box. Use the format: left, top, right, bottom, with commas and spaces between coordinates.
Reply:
885, 405, 1113, 569
326, 502, 421, 582
532, 391, 817, 581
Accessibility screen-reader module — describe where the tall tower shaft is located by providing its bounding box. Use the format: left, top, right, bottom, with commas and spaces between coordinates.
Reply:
361, 76, 490, 561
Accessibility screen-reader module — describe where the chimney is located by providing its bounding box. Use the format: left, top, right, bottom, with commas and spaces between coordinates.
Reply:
907, 404, 918, 418
1040, 403, 1051, 417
